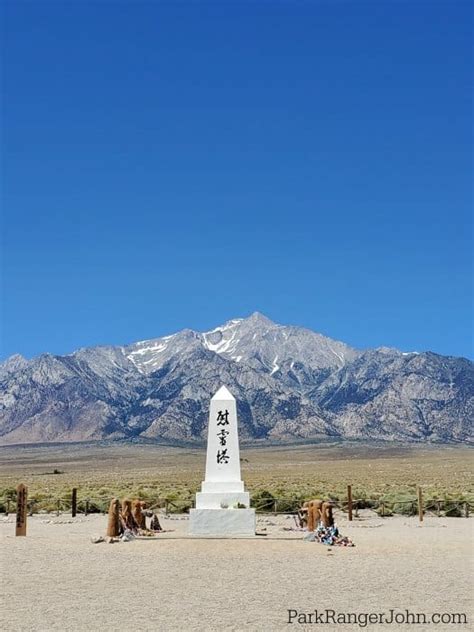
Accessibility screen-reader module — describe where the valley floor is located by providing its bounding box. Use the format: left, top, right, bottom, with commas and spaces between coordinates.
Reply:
1, 511, 473, 631
0, 441, 472, 501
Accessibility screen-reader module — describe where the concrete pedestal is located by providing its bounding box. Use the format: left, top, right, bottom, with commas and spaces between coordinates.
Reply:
189, 508, 256, 537
195, 490, 250, 509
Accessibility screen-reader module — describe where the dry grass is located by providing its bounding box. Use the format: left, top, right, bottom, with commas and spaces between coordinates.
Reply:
0, 441, 472, 511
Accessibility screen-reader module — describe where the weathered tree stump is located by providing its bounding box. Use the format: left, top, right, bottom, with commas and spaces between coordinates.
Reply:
321, 501, 335, 528
106, 498, 120, 537
132, 499, 146, 530
305, 499, 323, 531
121, 498, 139, 532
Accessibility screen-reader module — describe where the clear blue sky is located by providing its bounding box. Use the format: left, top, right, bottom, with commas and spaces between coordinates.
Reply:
2, 1, 472, 360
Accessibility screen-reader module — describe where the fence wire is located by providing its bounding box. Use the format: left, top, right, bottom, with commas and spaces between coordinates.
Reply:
0, 494, 472, 517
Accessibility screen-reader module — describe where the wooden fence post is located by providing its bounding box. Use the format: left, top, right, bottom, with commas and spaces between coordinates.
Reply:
71, 488, 77, 518
347, 485, 353, 521
464, 502, 469, 518
16, 484, 28, 536
85, 499, 89, 516
417, 487, 423, 522
381, 502, 385, 517
437, 500, 441, 517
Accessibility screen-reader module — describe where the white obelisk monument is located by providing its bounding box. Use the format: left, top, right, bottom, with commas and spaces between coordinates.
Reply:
189, 385, 256, 536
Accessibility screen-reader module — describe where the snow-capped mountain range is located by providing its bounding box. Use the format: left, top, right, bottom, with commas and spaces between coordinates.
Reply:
0, 312, 472, 445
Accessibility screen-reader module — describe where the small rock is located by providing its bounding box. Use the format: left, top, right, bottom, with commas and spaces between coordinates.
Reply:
91, 536, 104, 544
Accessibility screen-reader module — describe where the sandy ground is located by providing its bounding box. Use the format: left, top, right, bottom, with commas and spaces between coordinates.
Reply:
1, 511, 473, 632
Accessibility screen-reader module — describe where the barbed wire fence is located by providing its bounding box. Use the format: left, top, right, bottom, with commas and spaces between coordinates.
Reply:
0, 489, 472, 519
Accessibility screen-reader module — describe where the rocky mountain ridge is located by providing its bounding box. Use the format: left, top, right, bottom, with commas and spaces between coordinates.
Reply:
1, 313, 472, 445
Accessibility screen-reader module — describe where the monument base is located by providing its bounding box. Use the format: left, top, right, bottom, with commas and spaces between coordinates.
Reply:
189, 508, 256, 537
195, 490, 250, 509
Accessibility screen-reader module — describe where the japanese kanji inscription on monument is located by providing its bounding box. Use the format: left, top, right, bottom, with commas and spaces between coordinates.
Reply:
216, 409, 230, 463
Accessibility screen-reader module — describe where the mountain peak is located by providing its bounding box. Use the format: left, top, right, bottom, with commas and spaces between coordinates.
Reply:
245, 312, 275, 326
0, 316, 471, 445
4, 353, 26, 363
0, 353, 28, 373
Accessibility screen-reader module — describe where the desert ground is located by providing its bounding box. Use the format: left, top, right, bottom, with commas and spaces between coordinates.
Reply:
1, 510, 473, 632
1, 442, 473, 631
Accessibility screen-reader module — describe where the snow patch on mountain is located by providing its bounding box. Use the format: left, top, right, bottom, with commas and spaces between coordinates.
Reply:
270, 355, 280, 375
